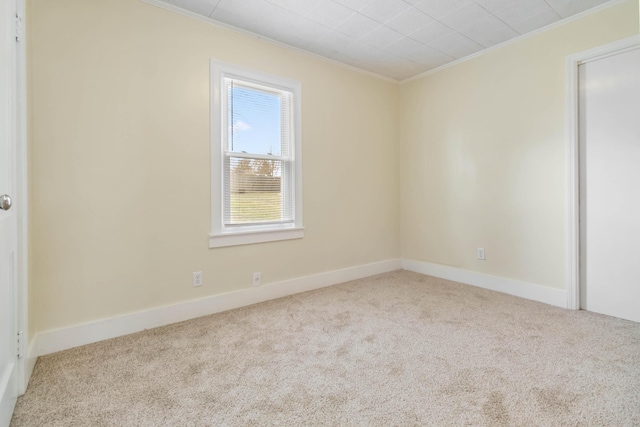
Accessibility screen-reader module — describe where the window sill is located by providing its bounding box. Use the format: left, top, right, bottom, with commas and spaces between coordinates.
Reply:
209, 227, 304, 248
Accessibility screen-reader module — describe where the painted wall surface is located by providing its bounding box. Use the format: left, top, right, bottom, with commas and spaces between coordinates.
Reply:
399, 0, 639, 289
28, 0, 400, 334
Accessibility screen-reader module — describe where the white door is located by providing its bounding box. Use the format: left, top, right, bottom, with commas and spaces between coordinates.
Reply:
0, 0, 19, 424
579, 46, 640, 323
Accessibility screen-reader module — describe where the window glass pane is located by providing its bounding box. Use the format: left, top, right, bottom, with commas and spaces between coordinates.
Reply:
225, 156, 292, 225
227, 83, 282, 156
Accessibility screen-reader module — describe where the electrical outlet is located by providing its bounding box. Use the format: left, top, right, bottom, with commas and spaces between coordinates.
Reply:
253, 272, 261, 287
477, 248, 485, 260
193, 271, 203, 287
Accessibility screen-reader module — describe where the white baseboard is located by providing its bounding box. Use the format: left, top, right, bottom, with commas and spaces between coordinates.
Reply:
32, 258, 402, 357
22, 340, 37, 394
402, 259, 568, 308
30, 258, 567, 360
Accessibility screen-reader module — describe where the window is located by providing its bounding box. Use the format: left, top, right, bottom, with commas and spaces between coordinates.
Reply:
210, 61, 303, 248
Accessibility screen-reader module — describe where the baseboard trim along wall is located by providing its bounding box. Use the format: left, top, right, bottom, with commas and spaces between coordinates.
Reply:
402, 259, 568, 309
30, 257, 569, 361
31, 258, 403, 358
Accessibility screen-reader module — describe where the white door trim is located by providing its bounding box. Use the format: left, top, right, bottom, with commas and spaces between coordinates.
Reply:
565, 35, 640, 310
15, 0, 29, 395
0, 0, 27, 422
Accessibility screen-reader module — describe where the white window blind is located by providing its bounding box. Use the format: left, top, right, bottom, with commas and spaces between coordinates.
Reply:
222, 78, 295, 227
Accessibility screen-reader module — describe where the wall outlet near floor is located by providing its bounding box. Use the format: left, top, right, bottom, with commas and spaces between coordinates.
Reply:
477, 248, 486, 260
253, 272, 261, 287
193, 271, 203, 287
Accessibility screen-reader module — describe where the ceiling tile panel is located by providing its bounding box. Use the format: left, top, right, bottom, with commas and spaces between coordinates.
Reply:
413, 0, 474, 19
426, 32, 484, 59
322, 30, 358, 48
408, 20, 455, 45
309, 31, 356, 55
451, 14, 519, 47
335, 13, 380, 38
384, 36, 427, 57
438, 2, 503, 32
508, 9, 562, 33
285, 19, 333, 49
248, 4, 303, 38
472, 0, 514, 11
385, 8, 433, 36
306, 1, 355, 29
266, 0, 318, 16
332, 0, 372, 11
407, 46, 454, 67
359, 0, 412, 23
385, 37, 453, 66
210, 9, 258, 29
483, 0, 556, 25
360, 25, 405, 48
469, 26, 519, 47
338, 40, 390, 61
211, 0, 269, 25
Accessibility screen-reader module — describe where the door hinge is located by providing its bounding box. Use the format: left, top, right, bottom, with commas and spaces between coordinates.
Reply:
17, 331, 24, 359
15, 12, 23, 43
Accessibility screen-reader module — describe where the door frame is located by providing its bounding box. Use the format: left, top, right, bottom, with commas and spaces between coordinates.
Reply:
4, 0, 29, 396
0, 0, 27, 420
15, 0, 30, 395
565, 35, 640, 310
12, 0, 29, 395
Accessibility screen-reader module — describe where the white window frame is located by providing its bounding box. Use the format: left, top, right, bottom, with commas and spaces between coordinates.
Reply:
209, 60, 303, 248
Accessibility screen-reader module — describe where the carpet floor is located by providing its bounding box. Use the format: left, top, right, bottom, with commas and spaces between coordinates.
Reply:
11, 271, 640, 426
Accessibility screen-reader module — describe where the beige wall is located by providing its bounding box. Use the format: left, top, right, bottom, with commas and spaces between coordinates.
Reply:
399, 0, 639, 289
28, 0, 639, 338
28, 0, 400, 335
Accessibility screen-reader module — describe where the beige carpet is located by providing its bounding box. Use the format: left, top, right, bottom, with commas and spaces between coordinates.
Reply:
11, 271, 640, 426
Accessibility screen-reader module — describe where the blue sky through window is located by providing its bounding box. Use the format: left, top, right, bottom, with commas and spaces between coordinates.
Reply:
228, 85, 281, 156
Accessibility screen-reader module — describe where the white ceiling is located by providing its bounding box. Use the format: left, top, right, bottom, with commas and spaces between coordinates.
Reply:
160, 0, 612, 81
